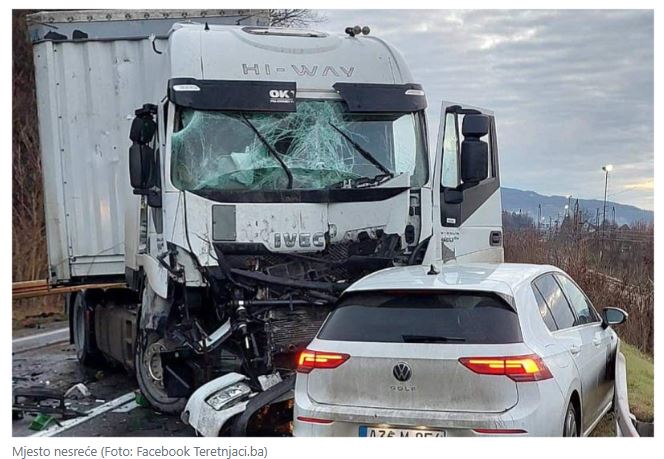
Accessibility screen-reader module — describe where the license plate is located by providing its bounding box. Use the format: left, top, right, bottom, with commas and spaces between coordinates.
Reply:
359, 426, 445, 437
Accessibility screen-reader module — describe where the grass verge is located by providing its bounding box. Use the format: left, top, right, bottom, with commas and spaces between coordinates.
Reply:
591, 342, 654, 436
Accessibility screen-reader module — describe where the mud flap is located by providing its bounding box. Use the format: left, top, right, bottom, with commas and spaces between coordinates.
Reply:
229, 374, 295, 436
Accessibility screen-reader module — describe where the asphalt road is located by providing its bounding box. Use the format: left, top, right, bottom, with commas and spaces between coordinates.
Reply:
12, 324, 194, 437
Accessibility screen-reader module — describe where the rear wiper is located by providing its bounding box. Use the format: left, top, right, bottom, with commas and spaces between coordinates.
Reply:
241, 114, 294, 189
328, 122, 393, 177
402, 334, 466, 343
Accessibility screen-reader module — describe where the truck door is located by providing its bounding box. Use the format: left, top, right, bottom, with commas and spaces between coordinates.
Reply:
430, 101, 503, 264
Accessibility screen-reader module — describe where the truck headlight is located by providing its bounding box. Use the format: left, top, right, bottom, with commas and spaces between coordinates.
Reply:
206, 383, 252, 411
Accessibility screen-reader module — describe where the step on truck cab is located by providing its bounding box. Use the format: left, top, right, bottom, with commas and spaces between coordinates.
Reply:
29, 10, 503, 434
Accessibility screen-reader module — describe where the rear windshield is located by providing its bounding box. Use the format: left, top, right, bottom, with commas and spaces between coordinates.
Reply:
318, 290, 522, 344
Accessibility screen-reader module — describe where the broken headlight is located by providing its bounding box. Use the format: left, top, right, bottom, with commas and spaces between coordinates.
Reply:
205, 382, 252, 411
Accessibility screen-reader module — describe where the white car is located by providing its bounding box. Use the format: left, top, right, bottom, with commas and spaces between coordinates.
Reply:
293, 263, 627, 437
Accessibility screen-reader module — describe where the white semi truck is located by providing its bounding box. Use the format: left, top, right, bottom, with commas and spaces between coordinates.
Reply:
29, 10, 503, 434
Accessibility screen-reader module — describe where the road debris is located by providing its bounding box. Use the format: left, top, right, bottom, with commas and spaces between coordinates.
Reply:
13, 388, 88, 421
64, 383, 91, 399
29, 413, 61, 431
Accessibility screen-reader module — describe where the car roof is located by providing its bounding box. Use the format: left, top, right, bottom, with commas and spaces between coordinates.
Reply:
345, 262, 561, 297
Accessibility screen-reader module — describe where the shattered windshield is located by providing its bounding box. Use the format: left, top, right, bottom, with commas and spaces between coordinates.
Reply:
170, 100, 427, 191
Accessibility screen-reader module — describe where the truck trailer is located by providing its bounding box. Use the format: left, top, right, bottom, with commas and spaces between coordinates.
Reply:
28, 10, 504, 434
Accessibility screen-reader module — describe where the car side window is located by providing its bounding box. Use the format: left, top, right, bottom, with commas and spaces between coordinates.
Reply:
555, 274, 600, 325
533, 274, 576, 330
532, 287, 558, 332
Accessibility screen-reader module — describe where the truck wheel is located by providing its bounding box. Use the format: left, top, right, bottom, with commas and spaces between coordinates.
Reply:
135, 330, 187, 414
71, 292, 102, 366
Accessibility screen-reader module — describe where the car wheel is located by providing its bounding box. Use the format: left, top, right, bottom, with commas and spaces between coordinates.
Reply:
563, 401, 579, 437
135, 329, 187, 414
71, 292, 102, 366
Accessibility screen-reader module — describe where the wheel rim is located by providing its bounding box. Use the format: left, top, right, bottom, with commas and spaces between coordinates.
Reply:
143, 340, 166, 389
564, 407, 578, 437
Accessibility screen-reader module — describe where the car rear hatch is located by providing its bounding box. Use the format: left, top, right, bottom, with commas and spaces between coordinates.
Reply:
303, 290, 530, 413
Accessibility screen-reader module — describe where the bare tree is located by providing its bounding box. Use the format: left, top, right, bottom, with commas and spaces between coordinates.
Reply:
269, 9, 326, 28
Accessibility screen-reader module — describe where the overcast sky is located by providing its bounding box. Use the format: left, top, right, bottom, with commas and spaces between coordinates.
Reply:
320, 10, 654, 210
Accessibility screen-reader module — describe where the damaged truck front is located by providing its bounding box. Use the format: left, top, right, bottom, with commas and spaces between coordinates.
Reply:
134, 28, 431, 432
31, 12, 503, 436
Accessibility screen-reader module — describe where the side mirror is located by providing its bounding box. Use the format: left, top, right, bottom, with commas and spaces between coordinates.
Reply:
602, 307, 628, 328
129, 143, 154, 190
443, 188, 463, 204
129, 116, 157, 144
460, 114, 490, 186
129, 104, 158, 194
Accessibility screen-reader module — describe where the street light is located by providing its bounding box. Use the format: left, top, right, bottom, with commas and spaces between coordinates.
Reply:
602, 164, 613, 235
566, 195, 572, 217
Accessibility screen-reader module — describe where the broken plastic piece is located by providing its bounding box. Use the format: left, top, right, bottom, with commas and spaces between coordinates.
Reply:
64, 383, 91, 399
29, 413, 59, 431
135, 391, 150, 407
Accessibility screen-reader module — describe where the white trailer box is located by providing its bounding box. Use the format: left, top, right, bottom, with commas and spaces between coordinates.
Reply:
29, 10, 269, 284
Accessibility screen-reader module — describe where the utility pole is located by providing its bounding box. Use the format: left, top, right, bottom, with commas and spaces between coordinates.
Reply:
538, 204, 541, 231
612, 206, 616, 226
602, 164, 613, 238
574, 199, 579, 233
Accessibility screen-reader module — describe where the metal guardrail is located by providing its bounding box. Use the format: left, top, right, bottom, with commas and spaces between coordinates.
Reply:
614, 350, 654, 437
13, 280, 126, 300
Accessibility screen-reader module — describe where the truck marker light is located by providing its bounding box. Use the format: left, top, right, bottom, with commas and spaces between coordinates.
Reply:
172, 84, 201, 92
458, 354, 553, 382
296, 349, 350, 373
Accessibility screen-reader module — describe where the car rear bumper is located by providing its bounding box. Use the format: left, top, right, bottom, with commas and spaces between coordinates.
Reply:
294, 379, 565, 437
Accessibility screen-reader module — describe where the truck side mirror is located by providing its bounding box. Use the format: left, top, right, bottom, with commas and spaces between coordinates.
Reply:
460, 114, 490, 186
128, 104, 158, 194
129, 116, 156, 144
129, 143, 154, 190
443, 188, 463, 204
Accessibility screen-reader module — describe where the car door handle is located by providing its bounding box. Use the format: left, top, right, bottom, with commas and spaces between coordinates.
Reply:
592, 337, 602, 346
569, 344, 581, 355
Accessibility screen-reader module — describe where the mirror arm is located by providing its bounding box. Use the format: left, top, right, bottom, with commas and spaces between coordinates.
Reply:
146, 189, 162, 208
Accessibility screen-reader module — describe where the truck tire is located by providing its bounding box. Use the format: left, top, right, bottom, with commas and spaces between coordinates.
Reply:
71, 291, 102, 366
135, 330, 187, 414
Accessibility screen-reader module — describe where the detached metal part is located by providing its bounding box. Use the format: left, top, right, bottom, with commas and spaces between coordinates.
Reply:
197, 319, 232, 352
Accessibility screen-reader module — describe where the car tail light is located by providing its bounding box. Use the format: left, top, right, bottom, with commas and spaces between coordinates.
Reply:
296, 416, 334, 424
473, 428, 527, 434
459, 354, 553, 382
296, 349, 350, 373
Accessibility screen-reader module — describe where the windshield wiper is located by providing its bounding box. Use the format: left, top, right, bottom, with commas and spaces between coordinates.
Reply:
328, 173, 393, 189
401, 334, 466, 343
241, 114, 294, 189
328, 122, 393, 177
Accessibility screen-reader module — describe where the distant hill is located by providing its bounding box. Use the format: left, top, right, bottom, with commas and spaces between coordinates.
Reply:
501, 187, 653, 227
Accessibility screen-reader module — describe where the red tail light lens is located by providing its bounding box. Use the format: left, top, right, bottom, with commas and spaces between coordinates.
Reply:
296, 416, 334, 424
296, 349, 350, 373
473, 428, 527, 434
459, 354, 553, 382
